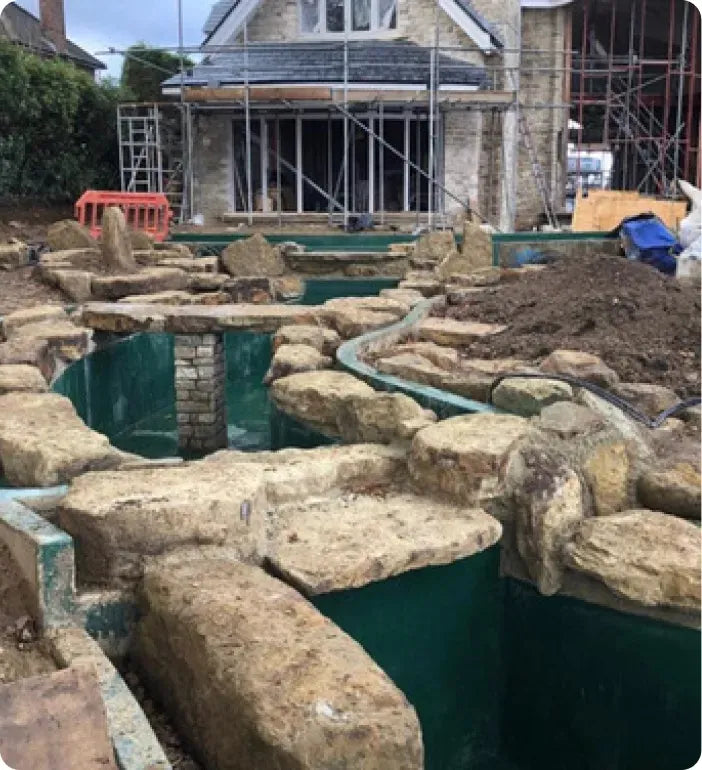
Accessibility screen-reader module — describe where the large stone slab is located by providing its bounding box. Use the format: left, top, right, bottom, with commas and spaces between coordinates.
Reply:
0, 364, 47, 394
80, 302, 318, 334
563, 510, 700, 613
321, 297, 406, 338
418, 317, 508, 346
270, 370, 375, 435
91, 267, 189, 300
58, 461, 267, 583
0, 393, 124, 487
135, 559, 423, 770
45, 269, 93, 302
0, 667, 117, 770
410, 413, 529, 504
268, 493, 501, 594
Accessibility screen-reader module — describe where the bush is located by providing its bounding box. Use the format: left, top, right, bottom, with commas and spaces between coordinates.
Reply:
121, 43, 193, 103
0, 40, 125, 201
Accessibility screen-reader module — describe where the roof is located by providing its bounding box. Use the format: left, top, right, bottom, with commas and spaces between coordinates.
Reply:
0, 2, 105, 71
203, 0, 502, 49
163, 40, 487, 90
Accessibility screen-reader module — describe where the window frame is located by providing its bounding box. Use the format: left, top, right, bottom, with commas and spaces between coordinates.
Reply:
298, 0, 399, 38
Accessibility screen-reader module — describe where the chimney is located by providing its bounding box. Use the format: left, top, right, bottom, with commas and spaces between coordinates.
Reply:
39, 0, 66, 54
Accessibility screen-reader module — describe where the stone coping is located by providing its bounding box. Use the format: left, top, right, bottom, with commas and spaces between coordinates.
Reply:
80, 302, 319, 334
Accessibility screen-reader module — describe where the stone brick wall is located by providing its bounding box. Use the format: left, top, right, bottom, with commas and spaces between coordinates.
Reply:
174, 334, 228, 452
443, 109, 483, 216
192, 113, 235, 222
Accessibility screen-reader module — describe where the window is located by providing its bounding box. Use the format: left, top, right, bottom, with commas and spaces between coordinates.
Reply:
300, 0, 397, 35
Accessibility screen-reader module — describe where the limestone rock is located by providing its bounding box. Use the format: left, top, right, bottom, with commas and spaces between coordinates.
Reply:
153, 241, 192, 256
0, 337, 53, 380
271, 275, 305, 302
322, 304, 400, 338
583, 441, 630, 516
612, 382, 680, 417
158, 256, 219, 274
59, 461, 267, 583
414, 230, 456, 261
409, 413, 529, 504
221, 233, 286, 277
397, 277, 444, 297
538, 401, 604, 438
540, 349, 619, 389
119, 291, 200, 306
379, 287, 426, 307
0, 365, 47, 395
0, 240, 29, 270
273, 324, 341, 357
448, 269, 501, 287
222, 276, 273, 304
492, 377, 573, 417
680, 405, 701, 433
563, 510, 701, 612
268, 493, 501, 594
461, 219, 493, 266
1, 305, 67, 338
504, 444, 586, 594
47, 220, 98, 252
134, 560, 424, 770
418, 317, 508, 347
270, 371, 374, 435
638, 463, 701, 520
91, 268, 189, 301
0, 393, 124, 487
129, 230, 155, 250
375, 353, 448, 389
384, 341, 460, 370
336, 392, 436, 444
12, 320, 92, 362
263, 344, 332, 385
188, 272, 229, 292
46, 269, 93, 302
100, 207, 137, 273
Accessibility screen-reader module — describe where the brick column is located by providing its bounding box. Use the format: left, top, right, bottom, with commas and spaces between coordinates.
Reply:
174, 333, 227, 453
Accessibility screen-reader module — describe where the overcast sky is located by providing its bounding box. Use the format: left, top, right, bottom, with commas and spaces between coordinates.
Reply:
13, 0, 212, 77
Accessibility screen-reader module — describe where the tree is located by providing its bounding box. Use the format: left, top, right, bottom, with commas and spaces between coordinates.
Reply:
120, 43, 194, 103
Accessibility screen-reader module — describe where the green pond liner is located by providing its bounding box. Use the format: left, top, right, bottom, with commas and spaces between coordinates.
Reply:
314, 550, 701, 770
170, 232, 418, 253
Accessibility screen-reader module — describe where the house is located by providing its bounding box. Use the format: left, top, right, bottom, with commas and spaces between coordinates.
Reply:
0, 0, 105, 77
162, 0, 573, 230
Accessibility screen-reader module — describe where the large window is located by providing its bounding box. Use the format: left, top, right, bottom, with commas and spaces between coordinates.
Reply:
300, 0, 397, 35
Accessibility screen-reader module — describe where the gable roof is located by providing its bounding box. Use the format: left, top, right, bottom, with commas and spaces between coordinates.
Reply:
0, 2, 105, 71
203, 0, 503, 51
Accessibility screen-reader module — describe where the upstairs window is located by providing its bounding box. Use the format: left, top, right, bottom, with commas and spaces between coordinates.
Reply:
300, 0, 397, 35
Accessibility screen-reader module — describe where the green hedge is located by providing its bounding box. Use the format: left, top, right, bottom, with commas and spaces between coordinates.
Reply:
0, 41, 124, 200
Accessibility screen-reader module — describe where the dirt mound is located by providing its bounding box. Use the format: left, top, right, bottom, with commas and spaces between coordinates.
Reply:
435, 255, 701, 397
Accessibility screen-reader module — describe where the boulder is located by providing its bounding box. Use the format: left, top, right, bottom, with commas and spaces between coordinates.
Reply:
492, 377, 573, 417
413, 230, 456, 261
222, 276, 273, 304
270, 371, 374, 435
582, 441, 630, 516
221, 233, 286, 277
418, 317, 508, 347
638, 463, 701, 520
47, 220, 98, 252
129, 230, 155, 250
100, 206, 137, 273
273, 324, 341, 357
90, 268, 189, 301
58, 461, 267, 583
267, 493, 501, 595
0, 365, 47, 395
12, 320, 92, 362
539, 349, 619, 389
134, 560, 423, 770
503, 443, 586, 594
46, 269, 93, 302
612, 382, 680, 417
0, 337, 53, 380
336, 392, 436, 444
563, 510, 701, 612
0, 392, 124, 487
263, 344, 332, 385
461, 219, 493, 267
0, 240, 29, 270
1, 305, 68, 338
537, 401, 604, 438
409, 413, 529, 504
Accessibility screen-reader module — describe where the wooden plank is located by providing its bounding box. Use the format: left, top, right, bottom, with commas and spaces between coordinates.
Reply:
0, 667, 117, 770
572, 190, 688, 233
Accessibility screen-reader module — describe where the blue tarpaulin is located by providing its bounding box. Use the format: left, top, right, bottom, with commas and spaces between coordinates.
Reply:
619, 214, 682, 275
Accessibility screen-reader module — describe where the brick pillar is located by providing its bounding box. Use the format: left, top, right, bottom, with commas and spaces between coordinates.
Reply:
174, 334, 227, 453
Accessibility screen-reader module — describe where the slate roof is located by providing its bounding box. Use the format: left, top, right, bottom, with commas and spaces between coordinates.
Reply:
164, 40, 487, 89
0, 2, 105, 71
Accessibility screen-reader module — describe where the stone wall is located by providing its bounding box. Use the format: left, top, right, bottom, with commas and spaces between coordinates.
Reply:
192, 113, 235, 223
443, 109, 483, 216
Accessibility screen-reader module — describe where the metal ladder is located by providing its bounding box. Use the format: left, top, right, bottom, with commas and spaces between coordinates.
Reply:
518, 112, 558, 229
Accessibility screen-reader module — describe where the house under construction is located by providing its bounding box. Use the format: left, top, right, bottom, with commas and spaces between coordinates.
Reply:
117, 0, 700, 232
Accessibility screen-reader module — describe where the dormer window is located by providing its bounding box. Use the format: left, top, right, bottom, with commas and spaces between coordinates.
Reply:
300, 0, 397, 35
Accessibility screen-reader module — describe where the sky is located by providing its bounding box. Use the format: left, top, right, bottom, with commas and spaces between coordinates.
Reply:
12, 0, 213, 77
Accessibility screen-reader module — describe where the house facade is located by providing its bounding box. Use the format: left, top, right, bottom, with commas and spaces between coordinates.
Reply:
164, 0, 572, 230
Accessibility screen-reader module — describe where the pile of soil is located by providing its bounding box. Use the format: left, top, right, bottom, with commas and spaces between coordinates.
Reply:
435, 254, 701, 397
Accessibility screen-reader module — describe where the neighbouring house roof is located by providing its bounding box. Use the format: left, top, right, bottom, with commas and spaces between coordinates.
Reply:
163, 40, 487, 90
203, 0, 503, 50
0, 2, 105, 71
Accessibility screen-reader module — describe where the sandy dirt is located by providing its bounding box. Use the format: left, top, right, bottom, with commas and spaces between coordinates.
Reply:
435, 254, 701, 397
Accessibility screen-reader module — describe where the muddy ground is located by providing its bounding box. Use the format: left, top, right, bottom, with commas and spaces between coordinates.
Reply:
435, 254, 701, 398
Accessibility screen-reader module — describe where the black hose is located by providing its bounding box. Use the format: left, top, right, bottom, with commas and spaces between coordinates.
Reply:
486, 372, 701, 429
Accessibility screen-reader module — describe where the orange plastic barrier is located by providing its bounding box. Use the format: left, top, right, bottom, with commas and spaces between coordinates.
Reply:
75, 191, 173, 243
